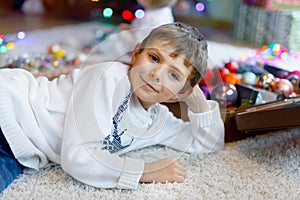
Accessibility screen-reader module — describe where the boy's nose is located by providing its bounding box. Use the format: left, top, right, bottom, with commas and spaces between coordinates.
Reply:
150, 68, 162, 82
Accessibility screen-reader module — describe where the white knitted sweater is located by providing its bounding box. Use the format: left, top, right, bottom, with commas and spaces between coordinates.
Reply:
0, 61, 224, 189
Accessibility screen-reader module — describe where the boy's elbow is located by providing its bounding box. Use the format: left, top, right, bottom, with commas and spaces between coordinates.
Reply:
60, 150, 105, 188
60, 145, 94, 180
60, 150, 81, 176
202, 122, 225, 153
211, 123, 225, 152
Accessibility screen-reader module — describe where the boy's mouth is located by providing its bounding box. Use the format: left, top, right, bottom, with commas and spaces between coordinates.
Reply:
140, 76, 159, 93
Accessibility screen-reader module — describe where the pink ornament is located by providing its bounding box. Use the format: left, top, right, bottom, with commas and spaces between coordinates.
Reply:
288, 70, 300, 78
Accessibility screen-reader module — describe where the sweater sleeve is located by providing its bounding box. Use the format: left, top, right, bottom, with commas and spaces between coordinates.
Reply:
61, 63, 144, 190
158, 100, 224, 153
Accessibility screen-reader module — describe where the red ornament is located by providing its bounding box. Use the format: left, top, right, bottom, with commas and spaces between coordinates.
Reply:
224, 61, 239, 73
218, 67, 230, 81
199, 67, 216, 87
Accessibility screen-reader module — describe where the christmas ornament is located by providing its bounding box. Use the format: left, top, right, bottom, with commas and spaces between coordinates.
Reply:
224, 61, 239, 73
199, 85, 210, 99
241, 71, 257, 85
218, 67, 230, 81
199, 67, 215, 88
223, 73, 241, 85
256, 73, 275, 89
269, 79, 294, 98
211, 83, 238, 107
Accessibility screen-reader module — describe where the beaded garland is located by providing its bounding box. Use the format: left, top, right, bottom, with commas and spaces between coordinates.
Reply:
0, 31, 86, 75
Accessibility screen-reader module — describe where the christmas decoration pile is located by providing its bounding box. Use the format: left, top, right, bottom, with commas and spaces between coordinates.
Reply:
200, 43, 300, 108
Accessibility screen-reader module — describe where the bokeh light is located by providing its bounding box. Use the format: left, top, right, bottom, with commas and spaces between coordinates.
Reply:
122, 10, 133, 21
17, 31, 26, 40
0, 34, 4, 45
6, 42, 15, 50
0, 45, 8, 53
195, 2, 205, 12
103, 7, 113, 18
135, 9, 145, 19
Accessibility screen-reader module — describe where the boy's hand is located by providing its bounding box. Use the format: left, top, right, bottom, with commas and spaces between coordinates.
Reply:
183, 85, 211, 113
140, 157, 185, 183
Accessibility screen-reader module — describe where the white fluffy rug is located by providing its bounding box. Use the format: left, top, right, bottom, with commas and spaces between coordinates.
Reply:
1, 22, 300, 199
1, 128, 300, 199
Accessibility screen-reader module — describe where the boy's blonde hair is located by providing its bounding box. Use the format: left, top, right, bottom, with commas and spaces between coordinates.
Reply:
138, 22, 208, 90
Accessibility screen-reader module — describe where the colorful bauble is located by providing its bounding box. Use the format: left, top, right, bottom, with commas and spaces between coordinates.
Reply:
287, 74, 300, 94
211, 83, 238, 107
256, 73, 275, 89
199, 67, 215, 87
287, 74, 299, 84
217, 67, 230, 82
224, 61, 239, 73
223, 73, 241, 85
242, 71, 257, 85
269, 79, 294, 98
48, 44, 66, 58
199, 85, 211, 99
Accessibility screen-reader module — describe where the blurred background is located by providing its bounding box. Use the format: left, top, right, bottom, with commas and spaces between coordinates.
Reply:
1, 0, 300, 49
1, 0, 300, 109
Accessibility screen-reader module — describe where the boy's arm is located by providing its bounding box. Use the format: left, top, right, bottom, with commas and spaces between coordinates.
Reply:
184, 85, 211, 113
61, 63, 145, 190
139, 86, 224, 184
160, 85, 224, 153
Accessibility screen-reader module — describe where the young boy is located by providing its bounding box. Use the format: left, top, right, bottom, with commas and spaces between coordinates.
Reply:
0, 22, 224, 192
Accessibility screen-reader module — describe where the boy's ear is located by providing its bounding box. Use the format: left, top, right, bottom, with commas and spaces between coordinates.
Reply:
131, 43, 141, 65
169, 87, 194, 102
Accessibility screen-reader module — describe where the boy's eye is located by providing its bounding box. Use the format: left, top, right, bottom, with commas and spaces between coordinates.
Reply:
150, 54, 159, 63
169, 71, 179, 80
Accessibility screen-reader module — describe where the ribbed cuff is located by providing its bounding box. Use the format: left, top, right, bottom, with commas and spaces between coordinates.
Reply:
118, 157, 144, 190
187, 100, 221, 127
0, 88, 46, 171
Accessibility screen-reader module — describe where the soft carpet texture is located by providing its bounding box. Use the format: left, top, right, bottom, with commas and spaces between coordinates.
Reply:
1, 128, 299, 199
1, 22, 299, 199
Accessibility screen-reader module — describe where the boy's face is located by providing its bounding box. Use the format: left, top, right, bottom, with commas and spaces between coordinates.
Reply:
129, 40, 193, 109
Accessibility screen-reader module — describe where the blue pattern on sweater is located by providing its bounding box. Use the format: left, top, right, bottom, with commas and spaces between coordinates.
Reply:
101, 90, 134, 153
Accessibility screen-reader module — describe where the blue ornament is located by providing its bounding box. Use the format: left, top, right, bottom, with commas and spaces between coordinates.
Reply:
242, 71, 257, 85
